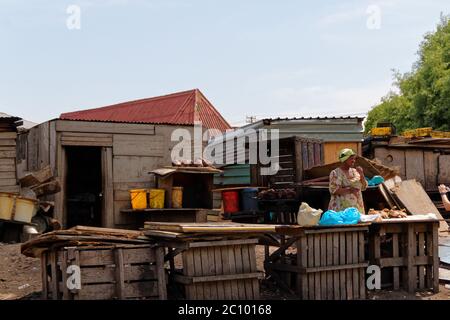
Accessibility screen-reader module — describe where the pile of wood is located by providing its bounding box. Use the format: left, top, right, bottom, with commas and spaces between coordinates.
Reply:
143, 222, 279, 240
21, 226, 151, 258
380, 178, 448, 232
18, 165, 61, 198
303, 156, 399, 184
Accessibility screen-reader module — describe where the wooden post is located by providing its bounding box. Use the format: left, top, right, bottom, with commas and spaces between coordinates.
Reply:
155, 247, 167, 300
406, 224, 416, 293
432, 223, 439, 293
115, 248, 125, 299
41, 252, 48, 300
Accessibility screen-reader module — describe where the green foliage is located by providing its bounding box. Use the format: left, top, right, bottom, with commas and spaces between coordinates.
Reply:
365, 15, 450, 134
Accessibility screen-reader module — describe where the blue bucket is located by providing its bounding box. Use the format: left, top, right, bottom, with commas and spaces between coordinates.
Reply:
241, 188, 258, 211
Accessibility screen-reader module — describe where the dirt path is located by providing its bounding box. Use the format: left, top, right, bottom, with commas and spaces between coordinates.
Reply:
0, 243, 41, 300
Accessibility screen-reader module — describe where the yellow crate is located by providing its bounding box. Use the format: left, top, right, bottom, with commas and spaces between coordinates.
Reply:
431, 131, 446, 138
402, 129, 416, 138
415, 127, 433, 137
371, 127, 392, 136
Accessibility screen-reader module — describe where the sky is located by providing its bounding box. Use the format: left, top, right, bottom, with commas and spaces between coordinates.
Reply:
1, 0, 449, 127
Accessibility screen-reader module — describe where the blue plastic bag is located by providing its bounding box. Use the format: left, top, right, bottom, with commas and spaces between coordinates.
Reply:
366, 175, 385, 186
319, 207, 361, 226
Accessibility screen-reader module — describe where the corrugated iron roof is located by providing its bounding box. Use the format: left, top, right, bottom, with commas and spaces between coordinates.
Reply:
60, 89, 231, 132
262, 116, 365, 122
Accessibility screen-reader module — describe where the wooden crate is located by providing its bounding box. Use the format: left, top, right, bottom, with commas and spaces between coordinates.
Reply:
368, 219, 439, 293
41, 244, 167, 300
169, 238, 263, 300
265, 226, 369, 300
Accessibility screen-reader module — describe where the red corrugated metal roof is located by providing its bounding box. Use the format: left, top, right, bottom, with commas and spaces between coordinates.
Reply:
60, 89, 231, 132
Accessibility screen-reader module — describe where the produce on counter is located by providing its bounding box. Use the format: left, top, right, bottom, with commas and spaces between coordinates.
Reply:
368, 207, 408, 219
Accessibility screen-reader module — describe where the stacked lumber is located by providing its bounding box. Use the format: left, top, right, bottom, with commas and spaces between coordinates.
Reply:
21, 226, 150, 258
19, 165, 61, 197
143, 222, 279, 240
382, 179, 448, 232
304, 156, 399, 182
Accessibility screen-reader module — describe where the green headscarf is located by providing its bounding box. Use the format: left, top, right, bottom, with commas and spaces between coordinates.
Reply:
338, 148, 356, 162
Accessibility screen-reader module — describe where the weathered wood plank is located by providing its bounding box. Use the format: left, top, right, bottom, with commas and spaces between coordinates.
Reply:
114, 248, 125, 299
418, 233, 425, 290
155, 246, 167, 299
221, 245, 232, 299
339, 232, 346, 300
392, 233, 400, 290
333, 233, 340, 300
307, 234, 314, 300
314, 234, 321, 300
320, 234, 327, 300
214, 246, 225, 299
228, 246, 239, 300
346, 232, 353, 300
352, 232, 359, 299
326, 233, 333, 300
183, 248, 196, 299
55, 120, 156, 135
113, 134, 164, 157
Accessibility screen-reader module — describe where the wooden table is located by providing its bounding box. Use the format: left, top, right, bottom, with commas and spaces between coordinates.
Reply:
121, 208, 219, 223
368, 217, 440, 293
264, 224, 370, 300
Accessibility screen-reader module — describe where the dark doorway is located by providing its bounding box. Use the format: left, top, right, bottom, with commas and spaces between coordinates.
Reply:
65, 146, 103, 228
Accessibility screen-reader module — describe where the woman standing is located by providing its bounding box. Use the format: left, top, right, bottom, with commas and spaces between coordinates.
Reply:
438, 184, 450, 211
328, 148, 368, 214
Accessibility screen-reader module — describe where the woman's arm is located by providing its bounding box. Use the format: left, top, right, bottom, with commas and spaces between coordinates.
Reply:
439, 184, 450, 211
356, 166, 368, 191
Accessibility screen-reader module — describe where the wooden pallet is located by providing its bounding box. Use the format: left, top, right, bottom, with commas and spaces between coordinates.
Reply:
41, 244, 167, 300
368, 219, 439, 293
265, 226, 369, 300
166, 238, 262, 300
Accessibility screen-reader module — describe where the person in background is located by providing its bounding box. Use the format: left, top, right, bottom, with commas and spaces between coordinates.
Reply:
438, 184, 450, 211
329, 148, 368, 214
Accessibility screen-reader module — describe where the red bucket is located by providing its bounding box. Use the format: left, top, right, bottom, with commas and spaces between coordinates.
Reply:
222, 190, 239, 213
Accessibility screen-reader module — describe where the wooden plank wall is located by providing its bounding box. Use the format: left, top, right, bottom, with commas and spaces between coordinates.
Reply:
0, 131, 19, 193
323, 142, 361, 165
374, 147, 444, 191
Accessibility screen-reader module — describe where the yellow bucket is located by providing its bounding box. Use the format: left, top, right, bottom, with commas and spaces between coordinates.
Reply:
129, 189, 148, 210
149, 189, 165, 209
14, 197, 37, 223
0, 192, 16, 220
172, 187, 183, 208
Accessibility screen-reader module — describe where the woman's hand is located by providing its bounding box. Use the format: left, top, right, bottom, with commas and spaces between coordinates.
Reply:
439, 184, 449, 194
356, 166, 365, 181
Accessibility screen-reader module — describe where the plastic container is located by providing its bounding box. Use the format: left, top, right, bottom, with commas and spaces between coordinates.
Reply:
14, 197, 37, 223
241, 188, 258, 211
149, 189, 165, 209
129, 189, 148, 210
222, 190, 239, 213
0, 192, 15, 220
172, 187, 183, 208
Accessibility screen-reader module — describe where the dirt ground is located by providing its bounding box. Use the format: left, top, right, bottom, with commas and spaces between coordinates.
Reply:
1, 243, 449, 300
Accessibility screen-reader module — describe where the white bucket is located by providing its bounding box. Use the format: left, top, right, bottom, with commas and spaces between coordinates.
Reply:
14, 197, 37, 223
0, 193, 16, 220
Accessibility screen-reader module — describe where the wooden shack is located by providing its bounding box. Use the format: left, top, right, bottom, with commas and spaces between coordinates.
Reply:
366, 137, 450, 192
16, 89, 231, 229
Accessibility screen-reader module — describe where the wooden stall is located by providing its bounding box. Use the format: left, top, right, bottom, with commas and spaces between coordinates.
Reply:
41, 244, 167, 300
143, 222, 277, 300
368, 218, 439, 293
264, 224, 369, 300
21, 226, 168, 300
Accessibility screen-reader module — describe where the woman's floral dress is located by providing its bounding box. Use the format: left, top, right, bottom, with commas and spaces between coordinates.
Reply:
328, 167, 368, 214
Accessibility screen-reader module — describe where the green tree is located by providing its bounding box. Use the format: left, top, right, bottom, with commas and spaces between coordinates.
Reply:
365, 15, 450, 134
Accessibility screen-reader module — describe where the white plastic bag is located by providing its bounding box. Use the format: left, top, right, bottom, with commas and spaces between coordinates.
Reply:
297, 202, 323, 226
